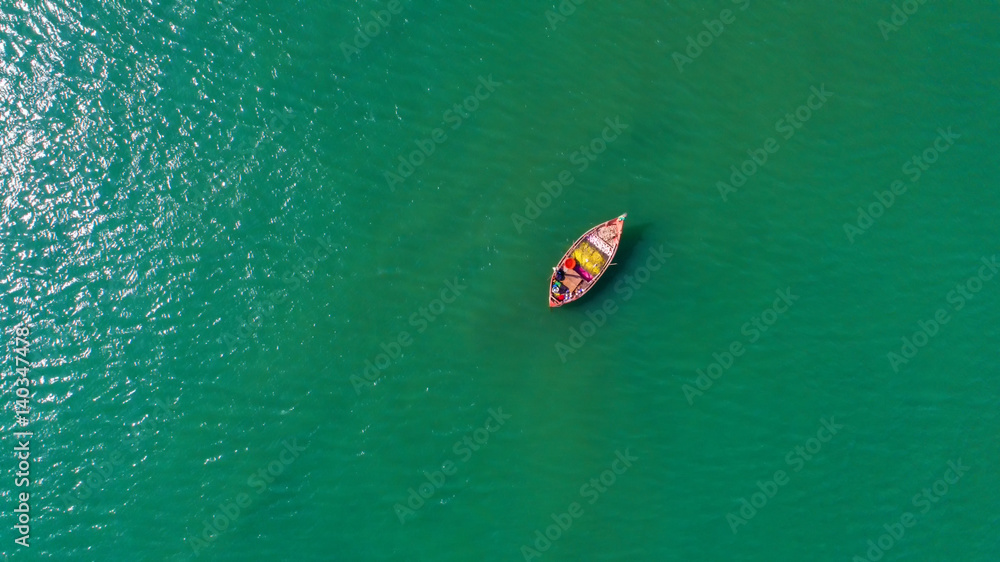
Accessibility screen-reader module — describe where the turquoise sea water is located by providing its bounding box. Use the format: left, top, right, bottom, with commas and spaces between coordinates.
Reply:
2, 1, 999, 560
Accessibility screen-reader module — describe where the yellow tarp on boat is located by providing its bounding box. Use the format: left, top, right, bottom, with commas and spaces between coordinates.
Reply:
573, 242, 605, 275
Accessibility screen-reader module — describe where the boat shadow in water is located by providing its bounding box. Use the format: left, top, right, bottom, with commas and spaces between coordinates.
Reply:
563, 221, 654, 307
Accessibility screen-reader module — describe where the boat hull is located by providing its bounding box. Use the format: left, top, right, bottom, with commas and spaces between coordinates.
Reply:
549, 213, 627, 308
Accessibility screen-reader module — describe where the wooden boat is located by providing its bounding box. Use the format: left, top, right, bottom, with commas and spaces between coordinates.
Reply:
549, 213, 627, 308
